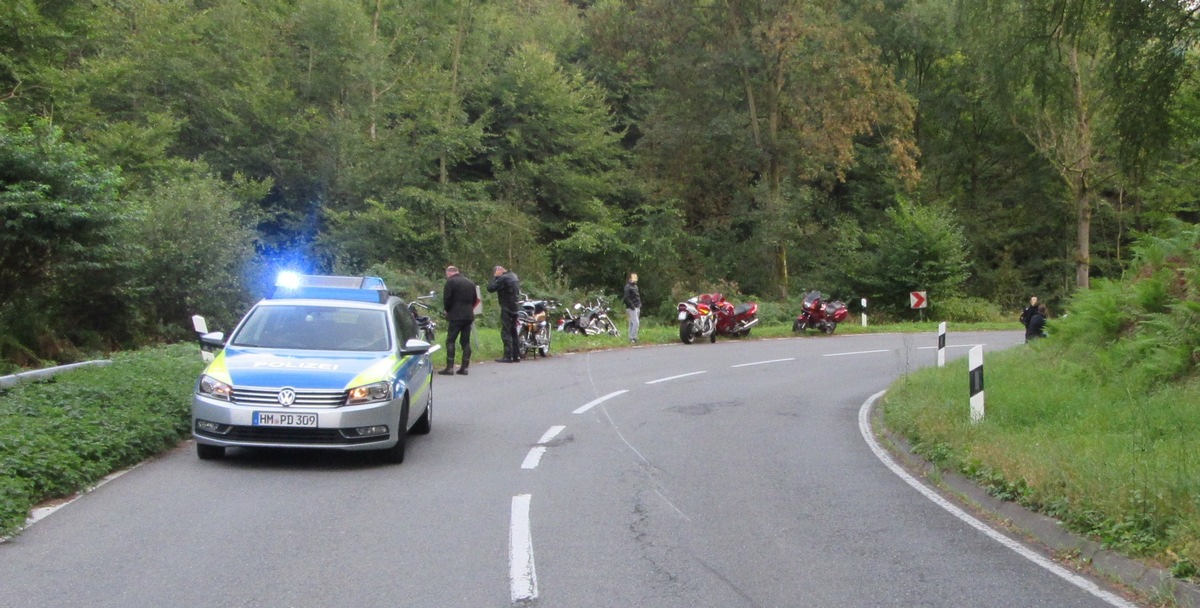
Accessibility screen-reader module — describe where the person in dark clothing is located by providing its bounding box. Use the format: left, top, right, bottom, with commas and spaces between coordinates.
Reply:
1026, 304, 1048, 341
622, 272, 641, 344
487, 265, 521, 362
439, 265, 478, 376
1019, 296, 1039, 331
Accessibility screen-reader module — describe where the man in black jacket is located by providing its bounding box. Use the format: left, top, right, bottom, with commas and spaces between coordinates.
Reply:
622, 272, 641, 344
440, 265, 477, 375
487, 265, 521, 362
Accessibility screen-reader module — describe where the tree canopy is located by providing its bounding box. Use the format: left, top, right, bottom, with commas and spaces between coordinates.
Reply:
1, 0, 1198, 363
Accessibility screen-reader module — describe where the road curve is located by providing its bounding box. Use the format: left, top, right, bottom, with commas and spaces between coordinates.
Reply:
0, 330, 1139, 607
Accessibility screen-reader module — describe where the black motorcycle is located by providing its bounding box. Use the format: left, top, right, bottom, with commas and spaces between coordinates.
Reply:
557, 297, 618, 336
409, 291, 436, 342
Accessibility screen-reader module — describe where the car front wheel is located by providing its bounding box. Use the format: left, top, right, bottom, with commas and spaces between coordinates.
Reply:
381, 397, 410, 464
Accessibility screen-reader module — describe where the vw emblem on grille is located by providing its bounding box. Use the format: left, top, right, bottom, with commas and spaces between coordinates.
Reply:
277, 388, 297, 407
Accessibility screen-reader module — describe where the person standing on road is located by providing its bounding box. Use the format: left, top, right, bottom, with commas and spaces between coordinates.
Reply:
487, 265, 521, 363
622, 272, 641, 344
439, 265, 477, 376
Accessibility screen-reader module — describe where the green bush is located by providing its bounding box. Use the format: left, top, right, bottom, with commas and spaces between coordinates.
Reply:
0, 344, 203, 538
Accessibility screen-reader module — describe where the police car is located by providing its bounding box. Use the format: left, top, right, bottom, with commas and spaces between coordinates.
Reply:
191, 273, 435, 463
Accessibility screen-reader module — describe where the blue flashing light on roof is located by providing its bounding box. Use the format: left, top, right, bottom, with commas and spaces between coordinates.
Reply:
270, 274, 390, 304
276, 271, 302, 289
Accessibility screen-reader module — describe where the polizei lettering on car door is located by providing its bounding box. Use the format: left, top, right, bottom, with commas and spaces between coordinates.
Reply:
252, 362, 340, 370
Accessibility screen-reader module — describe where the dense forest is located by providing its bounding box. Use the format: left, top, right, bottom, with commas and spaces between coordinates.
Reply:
2, 0, 1198, 366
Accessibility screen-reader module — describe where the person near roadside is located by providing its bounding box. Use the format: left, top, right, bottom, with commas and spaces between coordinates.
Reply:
487, 265, 521, 363
1019, 296, 1039, 331
439, 265, 477, 376
1026, 303, 1048, 341
622, 272, 641, 344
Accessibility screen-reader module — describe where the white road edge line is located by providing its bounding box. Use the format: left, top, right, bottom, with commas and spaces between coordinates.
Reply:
858, 391, 1137, 608
731, 358, 796, 368
3, 463, 144, 542
573, 390, 629, 414
645, 371, 707, 385
823, 349, 890, 357
510, 494, 539, 603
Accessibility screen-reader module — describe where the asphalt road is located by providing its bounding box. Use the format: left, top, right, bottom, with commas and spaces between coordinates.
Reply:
0, 330, 1140, 607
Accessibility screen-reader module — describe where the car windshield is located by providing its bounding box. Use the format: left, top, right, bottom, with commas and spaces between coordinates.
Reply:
230, 305, 390, 351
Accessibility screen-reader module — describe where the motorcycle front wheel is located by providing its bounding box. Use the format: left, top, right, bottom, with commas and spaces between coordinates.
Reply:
679, 320, 695, 344
538, 325, 551, 357
792, 318, 805, 333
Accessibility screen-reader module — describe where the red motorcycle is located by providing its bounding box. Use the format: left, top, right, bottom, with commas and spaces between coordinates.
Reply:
793, 290, 849, 334
702, 293, 759, 338
677, 295, 718, 344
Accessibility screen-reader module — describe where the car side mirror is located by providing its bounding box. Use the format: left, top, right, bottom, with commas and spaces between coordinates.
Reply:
192, 315, 224, 361
401, 338, 432, 355
197, 332, 225, 362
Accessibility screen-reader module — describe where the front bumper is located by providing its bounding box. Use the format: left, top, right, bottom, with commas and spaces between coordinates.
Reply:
192, 394, 402, 451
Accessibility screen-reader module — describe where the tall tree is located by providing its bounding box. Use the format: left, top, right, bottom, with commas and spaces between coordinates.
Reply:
590, 0, 917, 297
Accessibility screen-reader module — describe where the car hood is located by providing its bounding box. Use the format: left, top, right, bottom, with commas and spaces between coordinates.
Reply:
203, 346, 400, 390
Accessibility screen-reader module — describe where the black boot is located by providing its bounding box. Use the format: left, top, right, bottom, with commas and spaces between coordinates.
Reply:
438, 365, 454, 376
456, 361, 469, 375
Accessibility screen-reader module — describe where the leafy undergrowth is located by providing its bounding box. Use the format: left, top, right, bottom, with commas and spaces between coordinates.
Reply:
0, 344, 203, 538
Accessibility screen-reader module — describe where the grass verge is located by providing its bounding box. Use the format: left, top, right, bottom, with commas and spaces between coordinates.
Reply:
881, 340, 1200, 581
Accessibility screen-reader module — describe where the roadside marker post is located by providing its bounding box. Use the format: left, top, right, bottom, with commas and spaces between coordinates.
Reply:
969, 345, 984, 423
937, 322, 946, 368
861, 298, 868, 327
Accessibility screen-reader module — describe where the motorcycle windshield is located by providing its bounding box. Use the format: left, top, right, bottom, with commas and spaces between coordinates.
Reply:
803, 291, 821, 308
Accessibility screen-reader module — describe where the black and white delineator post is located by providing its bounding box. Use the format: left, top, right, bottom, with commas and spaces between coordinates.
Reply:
192, 315, 215, 363
937, 322, 947, 368
968, 345, 984, 423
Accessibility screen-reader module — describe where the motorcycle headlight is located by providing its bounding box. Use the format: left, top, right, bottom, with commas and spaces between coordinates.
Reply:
198, 375, 233, 401
347, 381, 392, 406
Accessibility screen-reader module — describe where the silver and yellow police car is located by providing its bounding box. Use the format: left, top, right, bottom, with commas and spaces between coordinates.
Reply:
191, 273, 435, 463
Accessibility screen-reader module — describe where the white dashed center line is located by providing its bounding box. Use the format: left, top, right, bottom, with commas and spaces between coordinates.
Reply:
509, 494, 538, 602
731, 358, 795, 368
573, 390, 629, 414
645, 371, 707, 384
521, 426, 566, 470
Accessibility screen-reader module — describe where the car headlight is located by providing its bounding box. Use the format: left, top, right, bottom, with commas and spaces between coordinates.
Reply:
198, 375, 233, 401
347, 381, 391, 405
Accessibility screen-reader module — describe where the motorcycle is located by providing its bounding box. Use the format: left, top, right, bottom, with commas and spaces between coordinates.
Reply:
557, 298, 619, 336
409, 291, 437, 342
792, 290, 849, 334
677, 295, 718, 344
706, 293, 760, 338
516, 294, 555, 359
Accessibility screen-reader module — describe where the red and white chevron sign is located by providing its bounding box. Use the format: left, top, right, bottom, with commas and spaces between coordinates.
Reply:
910, 291, 927, 309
